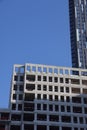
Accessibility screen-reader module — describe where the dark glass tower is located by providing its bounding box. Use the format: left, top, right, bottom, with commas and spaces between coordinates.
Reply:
69, 0, 87, 68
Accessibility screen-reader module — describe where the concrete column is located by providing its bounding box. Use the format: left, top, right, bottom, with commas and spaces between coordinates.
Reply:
34, 125, 37, 130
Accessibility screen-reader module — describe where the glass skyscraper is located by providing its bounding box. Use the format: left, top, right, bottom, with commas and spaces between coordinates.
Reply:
69, 0, 87, 69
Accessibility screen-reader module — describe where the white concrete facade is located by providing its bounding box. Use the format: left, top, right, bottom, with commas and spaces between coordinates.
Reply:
9, 63, 87, 130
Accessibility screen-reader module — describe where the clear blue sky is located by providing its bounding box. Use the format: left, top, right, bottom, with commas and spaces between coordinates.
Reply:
0, 0, 71, 108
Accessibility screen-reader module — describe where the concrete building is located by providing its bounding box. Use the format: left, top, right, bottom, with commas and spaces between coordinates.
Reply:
7, 63, 87, 130
69, 0, 87, 68
0, 109, 10, 130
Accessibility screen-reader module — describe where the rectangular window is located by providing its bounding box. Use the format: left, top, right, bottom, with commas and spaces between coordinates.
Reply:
13, 94, 16, 100
72, 88, 80, 94
19, 94, 23, 100
49, 105, 53, 111
49, 95, 53, 101
38, 75, 41, 81
37, 85, 41, 90
55, 105, 59, 111
61, 105, 65, 112
54, 77, 58, 83
73, 107, 82, 113
43, 85, 47, 91
49, 77, 52, 82
13, 84, 17, 91
14, 75, 18, 81
60, 87, 64, 92
66, 87, 69, 93
37, 104, 41, 110
37, 94, 41, 100
43, 94, 47, 100
55, 95, 58, 101
43, 76, 47, 81
54, 86, 58, 92
43, 104, 47, 110
49, 86, 52, 91
60, 78, 63, 83
20, 76, 24, 81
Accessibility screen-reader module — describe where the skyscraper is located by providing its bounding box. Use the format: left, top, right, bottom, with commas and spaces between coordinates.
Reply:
69, 0, 87, 69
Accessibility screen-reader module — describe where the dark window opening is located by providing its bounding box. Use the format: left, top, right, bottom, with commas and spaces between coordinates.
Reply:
24, 124, 34, 130
26, 75, 35, 82
73, 107, 82, 113
37, 114, 47, 121
50, 126, 59, 130
49, 77, 52, 82
37, 125, 47, 130
26, 84, 35, 91
25, 93, 35, 101
54, 77, 58, 83
49, 115, 59, 122
10, 125, 20, 130
11, 114, 21, 121
62, 116, 71, 123
24, 103, 34, 111
38, 75, 41, 81
23, 113, 34, 121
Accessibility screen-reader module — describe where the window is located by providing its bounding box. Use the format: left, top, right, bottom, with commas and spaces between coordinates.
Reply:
84, 98, 87, 104
49, 115, 59, 122
62, 116, 71, 123
72, 88, 80, 94
60, 78, 63, 83
14, 75, 18, 81
18, 104, 22, 111
37, 94, 41, 100
61, 105, 65, 112
49, 95, 53, 101
43, 104, 47, 110
43, 76, 47, 81
54, 77, 58, 83
84, 107, 87, 114
13, 94, 16, 100
37, 85, 41, 90
12, 104, 16, 110
73, 107, 82, 113
49, 86, 52, 91
26, 75, 35, 81
72, 97, 81, 103
65, 78, 69, 83
66, 87, 69, 93
54, 86, 58, 92
49, 105, 53, 111
19, 94, 23, 100
83, 89, 87, 94
43, 85, 47, 91
85, 118, 87, 123
67, 106, 71, 112
13, 84, 17, 91
37, 104, 41, 110
55, 95, 58, 101
66, 96, 70, 102
71, 79, 80, 84
49, 77, 52, 82
60, 87, 64, 92
37, 114, 47, 121
19, 85, 23, 91
73, 117, 78, 123
38, 75, 41, 81
20, 76, 24, 81
55, 105, 59, 111
79, 117, 83, 124
61, 96, 64, 102
43, 94, 47, 100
